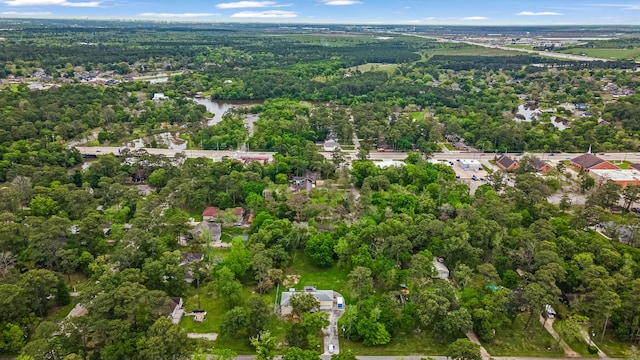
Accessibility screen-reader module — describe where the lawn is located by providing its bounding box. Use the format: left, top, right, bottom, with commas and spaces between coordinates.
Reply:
426, 46, 517, 58
46, 297, 80, 322
591, 330, 631, 358
481, 313, 565, 357
179, 285, 286, 354
557, 48, 640, 61
340, 328, 452, 356
551, 320, 598, 358
482, 165, 493, 174
443, 143, 455, 151
614, 160, 633, 169
346, 63, 399, 74
285, 250, 351, 302
411, 112, 426, 121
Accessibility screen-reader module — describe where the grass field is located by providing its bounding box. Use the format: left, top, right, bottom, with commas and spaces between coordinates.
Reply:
346, 63, 399, 74
443, 143, 455, 151
340, 328, 452, 356
557, 48, 640, 61
481, 314, 565, 357
411, 112, 426, 121
507, 44, 534, 50
425, 46, 518, 58
286, 250, 351, 302
591, 330, 631, 358
551, 320, 599, 358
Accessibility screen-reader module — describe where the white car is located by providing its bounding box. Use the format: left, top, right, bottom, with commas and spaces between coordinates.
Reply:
329, 344, 335, 354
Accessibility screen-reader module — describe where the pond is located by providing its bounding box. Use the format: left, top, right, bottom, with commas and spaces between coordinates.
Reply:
190, 98, 261, 126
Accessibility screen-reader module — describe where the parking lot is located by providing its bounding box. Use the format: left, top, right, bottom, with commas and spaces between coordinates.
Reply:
448, 159, 490, 195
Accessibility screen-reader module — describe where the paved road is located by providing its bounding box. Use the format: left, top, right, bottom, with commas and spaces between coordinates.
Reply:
74, 146, 640, 164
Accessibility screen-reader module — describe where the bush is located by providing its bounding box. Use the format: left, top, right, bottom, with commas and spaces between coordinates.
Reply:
588, 345, 599, 354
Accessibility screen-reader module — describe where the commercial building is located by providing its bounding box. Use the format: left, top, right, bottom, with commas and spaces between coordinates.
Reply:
459, 159, 482, 171
570, 153, 618, 172
590, 169, 640, 188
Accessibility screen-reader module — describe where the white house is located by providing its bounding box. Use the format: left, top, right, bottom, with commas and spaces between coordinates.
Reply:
280, 286, 334, 316
168, 297, 184, 324
152, 93, 168, 101
323, 139, 340, 152
433, 257, 450, 279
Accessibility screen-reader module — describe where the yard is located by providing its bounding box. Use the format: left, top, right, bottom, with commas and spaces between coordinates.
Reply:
591, 330, 631, 358
480, 313, 565, 357
179, 285, 286, 354
285, 250, 351, 302
557, 48, 640, 61
551, 320, 598, 358
340, 328, 452, 356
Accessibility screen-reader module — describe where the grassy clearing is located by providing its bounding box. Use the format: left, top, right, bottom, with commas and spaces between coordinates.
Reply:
551, 320, 598, 358
346, 63, 399, 74
558, 48, 640, 61
481, 314, 564, 357
411, 112, 426, 120
443, 143, 454, 151
179, 284, 285, 354
613, 160, 633, 169
46, 297, 80, 322
286, 250, 351, 302
507, 44, 534, 50
591, 330, 631, 358
425, 46, 518, 58
340, 328, 452, 356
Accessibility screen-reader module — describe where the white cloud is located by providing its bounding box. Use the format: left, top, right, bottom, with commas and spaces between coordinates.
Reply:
4, 0, 100, 6
215, 1, 277, 8
462, 16, 488, 20
139, 12, 220, 17
588, 3, 640, 9
320, 0, 361, 5
517, 11, 563, 16
231, 9, 296, 17
0, 10, 51, 14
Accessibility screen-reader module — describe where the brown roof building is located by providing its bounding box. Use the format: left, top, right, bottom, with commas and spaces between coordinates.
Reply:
631, 164, 640, 171
570, 154, 618, 172
532, 157, 552, 173
495, 154, 519, 171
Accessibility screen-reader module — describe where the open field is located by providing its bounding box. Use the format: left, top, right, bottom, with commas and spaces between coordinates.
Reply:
285, 250, 351, 302
481, 314, 565, 357
425, 46, 519, 58
346, 63, 399, 74
557, 48, 640, 61
340, 329, 452, 356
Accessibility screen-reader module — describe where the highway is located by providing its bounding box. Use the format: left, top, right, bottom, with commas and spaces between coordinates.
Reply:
74, 146, 640, 164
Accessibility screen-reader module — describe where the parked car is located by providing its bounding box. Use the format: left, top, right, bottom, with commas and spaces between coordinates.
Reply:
329, 344, 335, 354
472, 175, 478, 181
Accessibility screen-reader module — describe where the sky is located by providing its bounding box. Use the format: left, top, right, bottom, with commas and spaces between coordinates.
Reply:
0, 0, 640, 24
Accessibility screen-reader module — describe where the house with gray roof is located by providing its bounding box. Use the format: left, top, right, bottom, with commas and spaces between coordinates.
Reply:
280, 286, 334, 316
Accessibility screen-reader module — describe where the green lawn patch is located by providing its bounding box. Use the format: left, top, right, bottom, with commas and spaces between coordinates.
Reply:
411, 112, 426, 121
286, 250, 351, 302
481, 313, 564, 357
340, 328, 452, 356
482, 165, 493, 174
591, 330, 631, 358
346, 63, 399, 74
489, 160, 496, 165
341, 145, 355, 150
443, 143, 454, 151
552, 320, 598, 358
614, 160, 633, 169
46, 297, 80, 322
557, 48, 640, 61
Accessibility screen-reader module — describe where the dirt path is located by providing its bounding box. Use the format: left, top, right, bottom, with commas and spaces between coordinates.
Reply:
466, 331, 491, 360
539, 316, 580, 358
187, 333, 218, 340
580, 329, 608, 358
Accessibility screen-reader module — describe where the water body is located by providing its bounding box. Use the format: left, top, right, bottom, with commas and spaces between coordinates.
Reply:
191, 98, 260, 126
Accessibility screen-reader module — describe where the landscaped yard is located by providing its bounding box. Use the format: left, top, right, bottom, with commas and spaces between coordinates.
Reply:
285, 250, 351, 302
443, 143, 455, 151
340, 328, 452, 356
481, 313, 564, 357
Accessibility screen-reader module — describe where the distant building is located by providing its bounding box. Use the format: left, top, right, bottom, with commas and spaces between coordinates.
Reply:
590, 169, 640, 188
433, 257, 450, 280
570, 154, 617, 172
167, 297, 184, 324
375, 160, 406, 169
452, 142, 468, 151
630, 164, 640, 171
323, 139, 340, 152
575, 103, 590, 110
152, 93, 168, 101
291, 173, 316, 192
532, 157, 552, 173
459, 159, 481, 171
495, 154, 519, 171
202, 206, 219, 222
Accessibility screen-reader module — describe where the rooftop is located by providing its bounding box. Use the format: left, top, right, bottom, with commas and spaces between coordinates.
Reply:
496, 154, 516, 169
590, 169, 640, 181
571, 153, 606, 169
202, 206, 218, 217
459, 159, 481, 165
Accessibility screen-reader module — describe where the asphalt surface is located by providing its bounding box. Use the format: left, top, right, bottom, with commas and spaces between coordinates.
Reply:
73, 146, 640, 164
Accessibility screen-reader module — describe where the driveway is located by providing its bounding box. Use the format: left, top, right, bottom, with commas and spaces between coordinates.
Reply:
322, 293, 345, 355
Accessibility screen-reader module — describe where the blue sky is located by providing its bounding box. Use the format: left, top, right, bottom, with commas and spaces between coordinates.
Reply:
0, 0, 639, 24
